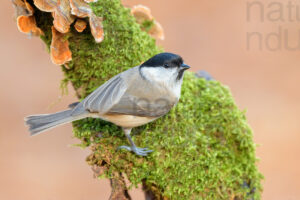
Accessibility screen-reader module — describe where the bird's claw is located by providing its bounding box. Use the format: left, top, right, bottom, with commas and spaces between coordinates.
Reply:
117, 145, 153, 156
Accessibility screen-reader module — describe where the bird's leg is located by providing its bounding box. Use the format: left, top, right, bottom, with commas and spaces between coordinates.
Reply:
117, 128, 153, 156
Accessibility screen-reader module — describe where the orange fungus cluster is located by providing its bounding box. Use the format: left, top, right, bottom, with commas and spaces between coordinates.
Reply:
11, 1, 164, 65
12, 0, 104, 65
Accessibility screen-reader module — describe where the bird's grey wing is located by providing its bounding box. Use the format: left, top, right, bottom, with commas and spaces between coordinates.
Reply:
108, 92, 176, 117
71, 74, 127, 116
83, 75, 127, 114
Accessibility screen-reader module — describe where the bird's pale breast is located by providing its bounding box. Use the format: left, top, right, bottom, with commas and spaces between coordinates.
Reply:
99, 114, 157, 128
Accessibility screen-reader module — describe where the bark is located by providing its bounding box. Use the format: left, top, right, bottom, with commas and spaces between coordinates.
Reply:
109, 173, 132, 200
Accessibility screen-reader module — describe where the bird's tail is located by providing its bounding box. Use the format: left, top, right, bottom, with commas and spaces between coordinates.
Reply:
25, 109, 87, 136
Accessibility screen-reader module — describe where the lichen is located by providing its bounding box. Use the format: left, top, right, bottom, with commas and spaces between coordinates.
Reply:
31, 0, 263, 199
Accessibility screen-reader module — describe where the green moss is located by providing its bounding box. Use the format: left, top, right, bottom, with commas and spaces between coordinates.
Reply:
67, 0, 162, 97
141, 20, 155, 32
33, 0, 262, 199
75, 72, 263, 200
35, 0, 161, 97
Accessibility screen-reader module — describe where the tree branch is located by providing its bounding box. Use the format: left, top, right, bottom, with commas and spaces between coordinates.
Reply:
12, 0, 263, 199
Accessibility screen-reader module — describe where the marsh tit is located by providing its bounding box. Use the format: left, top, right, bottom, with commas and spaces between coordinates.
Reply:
25, 52, 190, 156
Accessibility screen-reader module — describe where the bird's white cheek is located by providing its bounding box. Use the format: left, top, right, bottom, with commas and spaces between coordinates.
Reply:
141, 67, 169, 83
173, 81, 183, 99
141, 67, 182, 93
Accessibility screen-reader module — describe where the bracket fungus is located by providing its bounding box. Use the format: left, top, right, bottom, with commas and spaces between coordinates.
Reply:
131, 5, 153, 23
69, 0, 90, 18
33, 0, 75, 33
32, 0, 103, 41
12, 0, 34, 17
17, 16, 44, 36
69, 0, 104, 43
148, 21, 164, 40
12, 0, 106, 65
12, 0, 43, 36
74, 19, 87, 32
84, 0, 98, 3
131, 5, 165, 40
89, 14, 104, 43
50, 26, 72, 65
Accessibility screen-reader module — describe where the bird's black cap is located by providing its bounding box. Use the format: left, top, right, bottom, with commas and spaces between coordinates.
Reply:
140, 52, 183, 68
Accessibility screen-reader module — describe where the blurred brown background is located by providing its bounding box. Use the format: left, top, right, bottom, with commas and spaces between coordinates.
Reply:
1, 0, 299, 199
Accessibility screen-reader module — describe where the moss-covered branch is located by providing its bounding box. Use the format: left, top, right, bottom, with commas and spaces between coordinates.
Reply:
15, 0, 263, 199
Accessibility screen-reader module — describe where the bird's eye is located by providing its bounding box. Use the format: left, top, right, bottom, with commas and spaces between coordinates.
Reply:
164, 64, 169, 68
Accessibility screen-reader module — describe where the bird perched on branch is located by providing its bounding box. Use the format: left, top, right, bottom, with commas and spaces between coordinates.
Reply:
25, 52, 190, 156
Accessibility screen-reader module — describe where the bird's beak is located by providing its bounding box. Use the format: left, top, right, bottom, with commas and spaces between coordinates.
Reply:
181, 63, 190, 70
